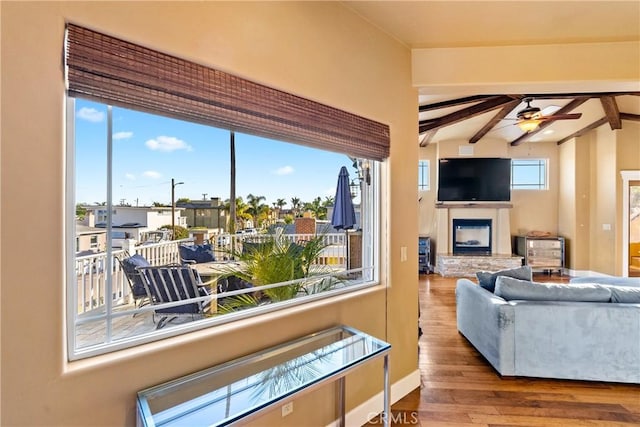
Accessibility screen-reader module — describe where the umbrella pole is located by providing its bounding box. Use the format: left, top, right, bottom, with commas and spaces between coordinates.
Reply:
345, 230, 349, 271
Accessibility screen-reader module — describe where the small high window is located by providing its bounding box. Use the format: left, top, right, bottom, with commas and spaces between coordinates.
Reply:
511, 159, 548, 190
418, 160, 430, 191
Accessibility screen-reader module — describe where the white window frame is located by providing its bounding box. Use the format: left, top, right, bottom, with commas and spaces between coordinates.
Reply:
65, 97, 381, 360
511, 158, 548, 190
418, 160, 430, 191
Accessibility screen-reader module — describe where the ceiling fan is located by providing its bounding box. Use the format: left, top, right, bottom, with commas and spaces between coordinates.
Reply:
515, 97, 582, 132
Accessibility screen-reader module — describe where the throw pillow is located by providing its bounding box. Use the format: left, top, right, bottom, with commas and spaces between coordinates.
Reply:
494, 276, 611, 302
607, 286, 640, 303
179, 244, 216, 263
476, 265, 532, 293
121, 254, 150, 295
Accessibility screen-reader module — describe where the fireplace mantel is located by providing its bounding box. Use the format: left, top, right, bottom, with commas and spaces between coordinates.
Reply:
436, 203, 513, 209
435, 203, 513, 256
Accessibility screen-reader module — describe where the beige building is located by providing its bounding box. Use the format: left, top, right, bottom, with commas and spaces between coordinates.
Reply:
1, 2, 638, 426
75, 224, 107, 254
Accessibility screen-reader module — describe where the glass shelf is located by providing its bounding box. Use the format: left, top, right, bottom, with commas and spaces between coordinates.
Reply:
137, 325, 391, 427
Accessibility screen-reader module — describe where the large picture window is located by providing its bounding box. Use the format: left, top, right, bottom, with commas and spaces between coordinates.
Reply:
64, 24, 387, 360
67, 98, 380, 359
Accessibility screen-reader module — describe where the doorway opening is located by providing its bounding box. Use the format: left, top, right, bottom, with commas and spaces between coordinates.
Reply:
629, 180, 640, 277
622, 171, 640, 277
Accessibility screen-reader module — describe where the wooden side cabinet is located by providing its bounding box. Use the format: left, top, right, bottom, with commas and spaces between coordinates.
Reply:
515, 235, 565, 275
419, 236, 432, 274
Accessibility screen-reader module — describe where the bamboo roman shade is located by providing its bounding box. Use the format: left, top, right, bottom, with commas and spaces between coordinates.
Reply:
64, 24, 390, 160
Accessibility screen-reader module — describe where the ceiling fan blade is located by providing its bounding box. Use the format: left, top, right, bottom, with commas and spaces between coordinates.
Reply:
539, 113, 583, 121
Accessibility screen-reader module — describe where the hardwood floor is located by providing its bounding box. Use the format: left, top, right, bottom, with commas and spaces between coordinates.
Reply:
378, 273, 640, 426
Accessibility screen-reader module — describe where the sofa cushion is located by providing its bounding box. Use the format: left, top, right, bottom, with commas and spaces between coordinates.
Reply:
495, 276, 611, 302
607, 286, 640, 303
570, 276, 640, 287
476, 265, 532, 292
179, 244, 216, 263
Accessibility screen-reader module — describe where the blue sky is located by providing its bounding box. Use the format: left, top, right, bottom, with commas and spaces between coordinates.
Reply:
74, 99, 355, 208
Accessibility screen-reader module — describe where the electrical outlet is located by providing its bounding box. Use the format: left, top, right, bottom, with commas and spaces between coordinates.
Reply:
282, 402, 293, 417
602, 223, 612, 231
400, 246, 407, 262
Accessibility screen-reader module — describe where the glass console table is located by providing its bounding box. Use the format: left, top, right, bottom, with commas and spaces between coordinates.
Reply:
137, 325, 391, 426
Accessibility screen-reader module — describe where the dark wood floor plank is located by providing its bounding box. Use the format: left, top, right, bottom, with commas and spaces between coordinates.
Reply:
367, 274, 640, 426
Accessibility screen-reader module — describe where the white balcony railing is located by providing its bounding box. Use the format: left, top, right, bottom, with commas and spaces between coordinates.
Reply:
74, 233, 347, 316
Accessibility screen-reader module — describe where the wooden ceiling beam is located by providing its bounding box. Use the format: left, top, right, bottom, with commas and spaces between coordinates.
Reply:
621, 113, 640, 121
418, 92, 640, 113
419, 95, 515, 133
600, 96, 622, 129
419, 129, 438, 147
515, 91, 639, 100
510, 97, 589, 146
469, 100, 521, 144
418, 95, 502, 112
556, 117, 608, 145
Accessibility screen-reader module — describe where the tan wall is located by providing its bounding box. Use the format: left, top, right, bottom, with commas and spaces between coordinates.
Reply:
558, 140, 577, 268
558, 123, 640, 275
418, 139, 561, 253
0, 2, 417, 426
573, 137, 592, 271
412, 41, 640, 94
589, 127, 618, 275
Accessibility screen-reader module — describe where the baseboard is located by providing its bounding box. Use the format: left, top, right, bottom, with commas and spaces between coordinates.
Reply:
325, 369, 421, 427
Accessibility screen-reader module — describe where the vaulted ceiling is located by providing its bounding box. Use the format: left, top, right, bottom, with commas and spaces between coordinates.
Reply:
344, 1, 640, 146
418, 93, 640, 146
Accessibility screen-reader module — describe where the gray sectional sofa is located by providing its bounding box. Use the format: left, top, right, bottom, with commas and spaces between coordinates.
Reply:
456, 274, 640, 383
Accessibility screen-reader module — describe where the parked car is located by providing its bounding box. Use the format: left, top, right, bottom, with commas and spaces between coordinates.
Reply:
142, 230, 172, 245
216, 234, 231, 246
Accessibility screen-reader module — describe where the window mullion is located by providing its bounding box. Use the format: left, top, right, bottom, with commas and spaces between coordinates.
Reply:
105, 105, 114, 342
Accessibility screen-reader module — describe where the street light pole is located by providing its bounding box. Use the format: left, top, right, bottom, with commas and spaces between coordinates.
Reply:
171, 178, 184, 240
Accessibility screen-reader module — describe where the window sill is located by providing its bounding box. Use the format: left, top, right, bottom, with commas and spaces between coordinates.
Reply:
64, 281, 384, 375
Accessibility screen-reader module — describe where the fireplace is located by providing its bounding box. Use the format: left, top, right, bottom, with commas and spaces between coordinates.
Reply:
453, 219, 492, 255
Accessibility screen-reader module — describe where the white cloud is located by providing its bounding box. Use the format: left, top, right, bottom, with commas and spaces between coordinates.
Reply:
145, 135, 192, 152
143, 170, 162, 179
274, 166, 294, 176
125, 173, 136, 180
77, 107, 104, 123
113, 131, 133, 140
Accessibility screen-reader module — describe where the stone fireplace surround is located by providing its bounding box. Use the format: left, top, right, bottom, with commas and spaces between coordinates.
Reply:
434, 203, 523, 276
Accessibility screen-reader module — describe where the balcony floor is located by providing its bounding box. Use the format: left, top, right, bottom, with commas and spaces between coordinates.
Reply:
76, 302, 203, 350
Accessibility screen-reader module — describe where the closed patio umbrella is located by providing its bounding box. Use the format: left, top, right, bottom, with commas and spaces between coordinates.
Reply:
331, 166, 356, 270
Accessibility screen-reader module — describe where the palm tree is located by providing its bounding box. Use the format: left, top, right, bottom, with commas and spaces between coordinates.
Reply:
290, 197, 301, 217
272, 198, 287, 220
247, 193, 266, 227
304, 197, 326, 219
223, 197, 251, 230
323, 196, 334, 209
256, 204, 272, 227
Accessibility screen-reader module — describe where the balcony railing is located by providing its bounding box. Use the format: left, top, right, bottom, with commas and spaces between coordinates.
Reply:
74, 233, 347, 316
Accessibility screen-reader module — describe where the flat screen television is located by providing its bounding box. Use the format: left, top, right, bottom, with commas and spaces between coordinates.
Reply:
437, 157, 511, 202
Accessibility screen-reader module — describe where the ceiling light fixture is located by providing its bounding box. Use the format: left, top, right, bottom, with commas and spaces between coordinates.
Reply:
517, 118, 541, 132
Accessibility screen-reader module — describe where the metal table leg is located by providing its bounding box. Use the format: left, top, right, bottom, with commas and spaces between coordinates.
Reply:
383, 354, 389, 427
337, 377, 345, 426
